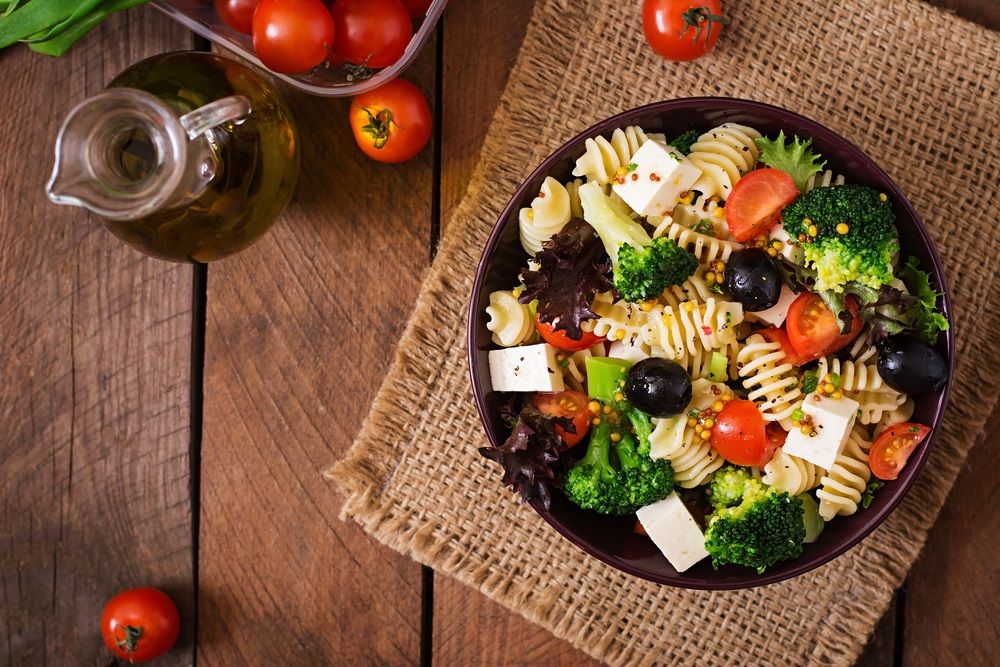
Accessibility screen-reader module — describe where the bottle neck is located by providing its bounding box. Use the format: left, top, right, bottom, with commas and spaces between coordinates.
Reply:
48, 89, 250, 221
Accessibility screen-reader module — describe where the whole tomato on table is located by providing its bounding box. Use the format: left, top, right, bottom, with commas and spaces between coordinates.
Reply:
642, 0, 730, 61
349, 78, 432, 163
101, 587, 180, 663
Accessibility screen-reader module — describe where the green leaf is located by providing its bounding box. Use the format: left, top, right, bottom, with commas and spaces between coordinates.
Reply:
898, 256, 949, 344
667, 129, 700, 155
860, 479, 884, 509
801, 370, 818, 395
755, 131, 826, 192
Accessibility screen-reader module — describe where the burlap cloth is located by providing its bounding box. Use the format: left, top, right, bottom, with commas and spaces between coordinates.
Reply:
329, 1, 999, 664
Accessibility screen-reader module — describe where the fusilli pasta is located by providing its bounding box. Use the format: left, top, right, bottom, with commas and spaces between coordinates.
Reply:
874, 397, 915, 436
518, 176, 571, 255
648, 379, 727, 487
805, 170, 846, 191
572, 126, 666, 185
817, 426, 873, 520
485, 290, 533, 347
816, 357, 897, 394
653, 219, 743, 264
687, 123, 762, 200
737, 334, 803, 428
671, 194, 733, 240
856, 389, 909, 425
762, 447, 824, 496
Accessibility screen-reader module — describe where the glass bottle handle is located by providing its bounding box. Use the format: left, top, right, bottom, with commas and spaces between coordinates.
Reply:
179, 95, 252, 140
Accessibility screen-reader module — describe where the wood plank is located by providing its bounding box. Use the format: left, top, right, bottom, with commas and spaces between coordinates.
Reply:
433, 1, 598, 663
195, 34, 439, 667
0, 8, 195, 666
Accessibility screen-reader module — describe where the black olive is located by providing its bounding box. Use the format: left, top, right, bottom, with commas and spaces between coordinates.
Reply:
723, 248, 783, 312
876, 336, 948, 394
624, 358, 692, 417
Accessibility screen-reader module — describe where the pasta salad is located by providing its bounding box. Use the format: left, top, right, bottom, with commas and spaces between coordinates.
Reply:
479, 123, 950, 574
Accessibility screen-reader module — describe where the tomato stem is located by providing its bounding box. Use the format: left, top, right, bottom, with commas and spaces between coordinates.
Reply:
359, 107, 395, 149
678, 7, 730, 47
114, 624, 143, 662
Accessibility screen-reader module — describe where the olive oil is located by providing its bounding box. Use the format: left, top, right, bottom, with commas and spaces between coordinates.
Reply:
101, 52, 299, 262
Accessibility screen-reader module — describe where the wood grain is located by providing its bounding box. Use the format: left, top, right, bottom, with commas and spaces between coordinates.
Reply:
195, 34, 439, 667
0, 8, 195, 666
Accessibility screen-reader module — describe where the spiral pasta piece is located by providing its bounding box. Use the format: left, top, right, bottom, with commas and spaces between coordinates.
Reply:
648, 379, 728, 488
805, 170, 846, 191
855, 390, 908, 425
762, 447, 824, 496
816, 357, 896, 393
653, 219, 743, 264
485, 290, 533, 347
687, 123, 762, 200
560, 344, 606, 393
737, 334, 803, 428
817, 426, 873, 520
639, 298, 744, 361
518, 176, 571, 255
565, 178, 585, 219
572, 126, 666, 185
874, 397, 915, 436
671, 194, 733, 240
660, 271, 725, 307
587, 292, 646, 343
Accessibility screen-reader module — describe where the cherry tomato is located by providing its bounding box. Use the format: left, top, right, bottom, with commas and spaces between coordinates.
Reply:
869, 422, 931, 480
759, 326, 812, 366
101, 588, 180, 663
642, 0, 729, 62
710, 399, 776, 467
252, 0, 334, 74
329, 0, 413, 69
725, 168, 799, 242
532, 390, 592, 448
786, 292, 863, 361
214, 0, 260, 34
766, 422, 788, 448
535, 316, 605, 352
349, 78, 431, 163
399, 0, 432, 16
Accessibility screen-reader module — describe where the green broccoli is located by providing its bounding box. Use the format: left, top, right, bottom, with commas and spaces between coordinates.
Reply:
708, 465, 753, 509
578, 181, 698, 302
668, 129, 700, 155
611, 393, 654, 457
562, 418, 674, 516
782, 184, 898, 293
704, 478, 805, 573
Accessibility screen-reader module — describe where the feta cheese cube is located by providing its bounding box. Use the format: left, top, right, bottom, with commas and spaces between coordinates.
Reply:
488, 343, 565, 393
636, 493, 709, 573
611, 140, 701, 217
783, 394, 860, 469
745, 284, 797, 328
768, 225, 804, 265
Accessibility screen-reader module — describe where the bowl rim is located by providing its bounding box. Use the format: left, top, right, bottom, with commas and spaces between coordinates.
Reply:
467, 96, 954, 590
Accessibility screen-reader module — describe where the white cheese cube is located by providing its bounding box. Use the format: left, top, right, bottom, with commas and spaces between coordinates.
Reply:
745, 284, 797, 327
488, 343, 565, 393
783, 394, 860, 469
611, 140, 701, 217
636, 493, 709, 573
768, 225, 804, 265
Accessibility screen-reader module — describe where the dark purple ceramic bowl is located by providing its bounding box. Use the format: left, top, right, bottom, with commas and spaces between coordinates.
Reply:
467, 98, 954, 589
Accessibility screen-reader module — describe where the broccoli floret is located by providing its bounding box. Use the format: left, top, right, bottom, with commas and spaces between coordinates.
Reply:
782, 185, 898, 293
708, 465, 753, 509
562, 418, 674, 515
579, 181, 697, 302
611, 394, 654, 457
704, 478, 805, 573
668, 129, 700, 155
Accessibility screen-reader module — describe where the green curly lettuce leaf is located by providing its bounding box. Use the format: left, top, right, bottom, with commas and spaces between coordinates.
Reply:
755, 131, 826, 192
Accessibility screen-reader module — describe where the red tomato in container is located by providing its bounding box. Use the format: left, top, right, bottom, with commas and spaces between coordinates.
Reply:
710, 399, 776, 467
535, 316, 605, 352
101, 588, 180, 663
329, 0, 413, 68
252, 0, 335, 74
349, 78, 431, 162
642, 0, 729, 62
533, 390, 592, 447
725, 168, 799, 242
786, 292, 862, 361
869, 423, 931, 480
214, 0, 260, 34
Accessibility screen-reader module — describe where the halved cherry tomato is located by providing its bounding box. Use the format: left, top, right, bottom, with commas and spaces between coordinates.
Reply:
710, 399, 776, 467
869, 422, 931, 480
642, 0, 728, 62
535, 316, 605, 352
786, 292, 863, 361
532, 390, 591, 448
766, 422, 788, 448
214, 0, 260, 34
252, 0, 335, 74
759, 327, 812, 366
725, 168, 799, 242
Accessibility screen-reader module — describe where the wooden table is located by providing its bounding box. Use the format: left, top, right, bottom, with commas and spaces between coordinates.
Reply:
1, 2, 996, 665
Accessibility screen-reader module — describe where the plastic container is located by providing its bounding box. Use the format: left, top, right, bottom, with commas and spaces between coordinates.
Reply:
152, 0, 447, 97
